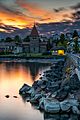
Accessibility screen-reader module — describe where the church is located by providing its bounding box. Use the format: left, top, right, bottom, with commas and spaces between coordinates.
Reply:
23, 24, 47, 53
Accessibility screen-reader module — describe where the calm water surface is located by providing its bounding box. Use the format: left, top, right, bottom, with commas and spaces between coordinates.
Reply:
0, 62, 50, 120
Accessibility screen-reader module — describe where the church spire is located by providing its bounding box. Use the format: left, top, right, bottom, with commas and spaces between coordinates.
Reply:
30, 23, 39, 37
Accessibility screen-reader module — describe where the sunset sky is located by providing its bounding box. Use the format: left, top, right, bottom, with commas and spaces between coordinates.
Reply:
0, 0, 80, 33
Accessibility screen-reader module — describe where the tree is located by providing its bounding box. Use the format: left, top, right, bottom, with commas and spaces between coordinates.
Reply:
57, 34, 68, 48
0, 39, 5, 42
72, 30, 79, 38
60, 33, 65, 44
5, 37, 13, 42
14, 35, 21, 43
57, 41, 63, 47
73, 37, 79, 53
47, 39, 53, 50
72, 30, 79, 53
23, 36, 30, 42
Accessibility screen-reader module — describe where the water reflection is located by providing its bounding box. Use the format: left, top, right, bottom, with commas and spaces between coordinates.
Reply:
0, 62, 50, 120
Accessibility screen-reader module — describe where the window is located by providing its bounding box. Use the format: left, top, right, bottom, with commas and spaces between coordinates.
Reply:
34, 47, 35, 52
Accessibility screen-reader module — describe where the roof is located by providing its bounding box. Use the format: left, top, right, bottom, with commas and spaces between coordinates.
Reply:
30, 24, 39, 37
50, 46, 66, 51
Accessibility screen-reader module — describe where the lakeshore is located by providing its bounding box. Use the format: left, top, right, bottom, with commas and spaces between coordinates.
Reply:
20, 58, 80, 120
0, 55, 66, 63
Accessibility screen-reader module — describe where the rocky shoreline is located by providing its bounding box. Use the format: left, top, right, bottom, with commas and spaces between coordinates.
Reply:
19, 60, 80, 119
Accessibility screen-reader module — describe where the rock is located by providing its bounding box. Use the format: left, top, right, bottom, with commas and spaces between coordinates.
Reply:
63, 86, 70, 92
41, 76, 48, 81
51, 92, 57, 98
39, 97, 45, 110
55, 88, 68, 101
30, 94, 42, 104
60, 100, 71, 112
19, 84, 31, 94
19, 60, 69, 114
69, 99, 79, 107
60, 114, 69, 120
69, 74, 80, 90
62, 74, 80, 91
13, 96, 18, 98
44, 113, 60, 120
43, 98, 60, 113
69, 114, 79, 120
72, 106, 80, 114
5, 95, 10, 98
29, 88, 35, 98
32, 81, 39, 90
47, 83, 59, 92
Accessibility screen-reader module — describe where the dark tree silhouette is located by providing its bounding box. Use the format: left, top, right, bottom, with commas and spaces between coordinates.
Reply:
5, 37, 13, 42
14, 35, 21, 43
23, 36, 30, 42
73, 37, 79, 53
72, 30, 79, 38
60, 33, 65, 44
47, 39, 52, 50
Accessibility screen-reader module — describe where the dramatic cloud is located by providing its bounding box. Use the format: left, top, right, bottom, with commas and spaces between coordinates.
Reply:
0, 0, 23, 16
72, 11, 80, 21
0, 23, 19, 32
53, 7, 65, 13
70, 2, 80, 10
0, 0, 80, 33
15, 0, 56, 23
69, 2, 80, 21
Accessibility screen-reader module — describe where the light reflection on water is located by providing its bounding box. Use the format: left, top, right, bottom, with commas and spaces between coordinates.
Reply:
0, 62, 50, 120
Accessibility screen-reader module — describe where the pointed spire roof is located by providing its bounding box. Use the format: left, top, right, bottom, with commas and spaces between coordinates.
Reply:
30, 24, 39, 37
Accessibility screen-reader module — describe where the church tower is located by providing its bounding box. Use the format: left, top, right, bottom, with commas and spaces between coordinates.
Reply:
30, 24, 40, 53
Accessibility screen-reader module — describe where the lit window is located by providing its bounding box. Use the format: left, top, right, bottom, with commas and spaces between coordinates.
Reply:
58, 50, 64, 55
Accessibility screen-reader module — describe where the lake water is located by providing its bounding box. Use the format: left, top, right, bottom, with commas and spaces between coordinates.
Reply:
0, 62, 50, 120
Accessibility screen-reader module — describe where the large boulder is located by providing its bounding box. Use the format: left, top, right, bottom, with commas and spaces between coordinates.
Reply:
55, 88, 68, 101
47, 83, 60, 92
69, 114, 79, 120
69, 74, 80, 90
44, 113, 60, 120
43, 98, 60, 113
61, 74, 80, 91
69, 99, 79, 107
72, 106, 80, 114
60, 100, 71, 112
19, 84, 31, 95
39, 97, 45, 110
30, 93, 42, 104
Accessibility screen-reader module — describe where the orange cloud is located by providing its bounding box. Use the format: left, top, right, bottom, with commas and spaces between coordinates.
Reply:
0, 0, 74, 32
0, 9, 34, 29
15, 0, 59, 24
16, 0, 46, 17
16, 0, 73, 23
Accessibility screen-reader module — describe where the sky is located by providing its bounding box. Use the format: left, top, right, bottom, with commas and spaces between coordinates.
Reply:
0, 0, 80, 34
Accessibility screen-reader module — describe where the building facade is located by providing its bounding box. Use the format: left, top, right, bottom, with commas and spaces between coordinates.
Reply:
0, 24, 47, 54
23, 24, 47, 53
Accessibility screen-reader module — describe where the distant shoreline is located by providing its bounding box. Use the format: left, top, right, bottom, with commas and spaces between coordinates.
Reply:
0, 55, 66, 59
0, 55, 66, 63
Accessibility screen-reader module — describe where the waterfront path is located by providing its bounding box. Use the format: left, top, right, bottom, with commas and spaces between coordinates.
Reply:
68, 54, 80, 81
